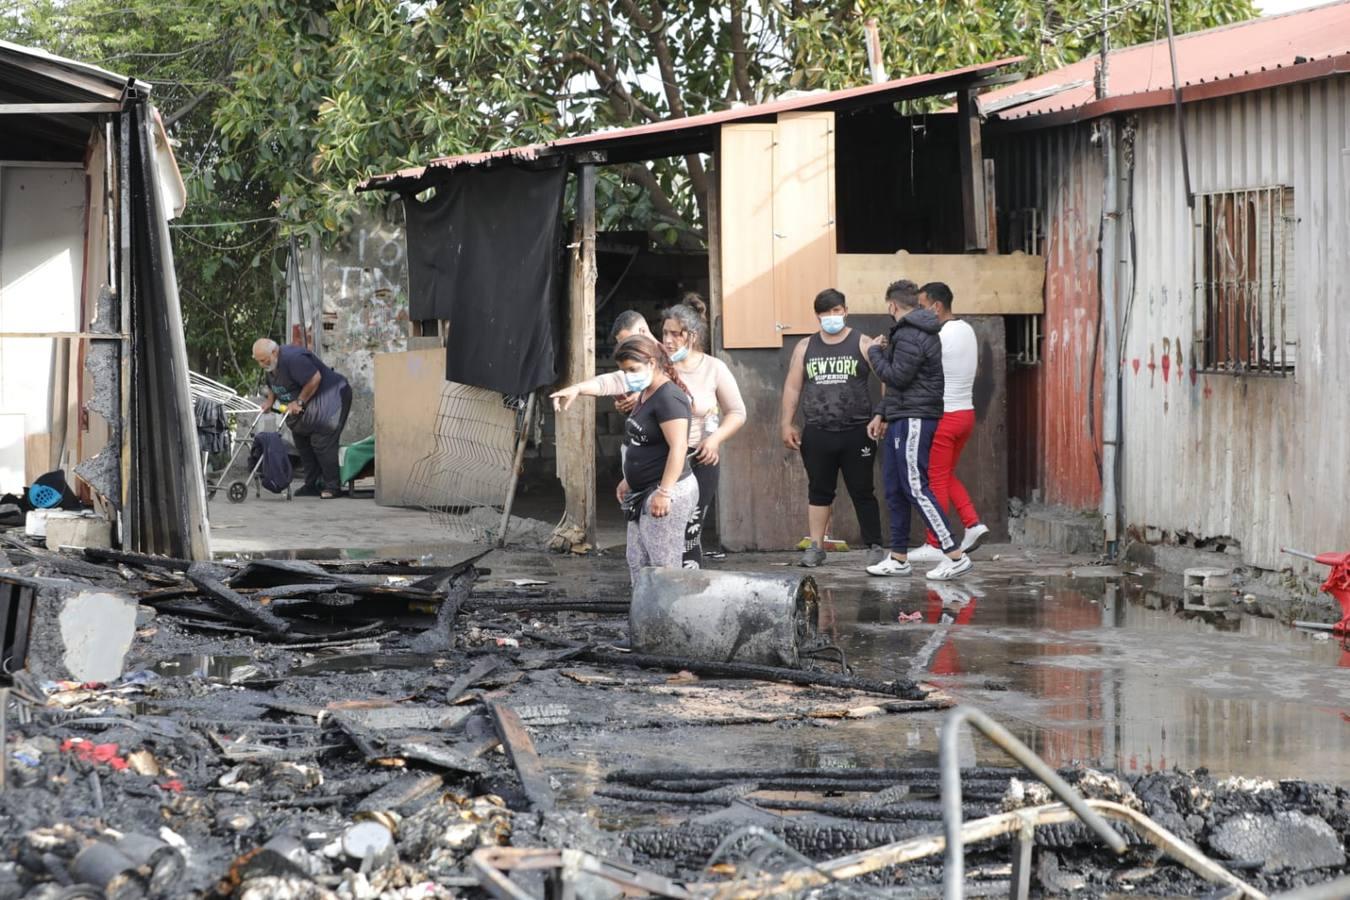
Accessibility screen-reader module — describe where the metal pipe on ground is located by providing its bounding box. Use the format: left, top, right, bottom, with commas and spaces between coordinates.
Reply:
629, 569, 819, 667
941, 706, 1125, 899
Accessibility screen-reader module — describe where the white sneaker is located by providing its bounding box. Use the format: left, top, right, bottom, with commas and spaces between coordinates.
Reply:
867, 555, 912, 577
959, 523, 990, 554
926, 554, 973, 581
906, 544, 946, 564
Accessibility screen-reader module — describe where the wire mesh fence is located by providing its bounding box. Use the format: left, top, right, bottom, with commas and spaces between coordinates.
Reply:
403, 382, 531, 544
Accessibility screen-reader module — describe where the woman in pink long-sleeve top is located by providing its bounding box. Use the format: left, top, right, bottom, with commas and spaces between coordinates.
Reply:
659, 295, 746, 566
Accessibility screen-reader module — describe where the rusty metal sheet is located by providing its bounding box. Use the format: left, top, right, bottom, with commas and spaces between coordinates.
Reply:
983, 4, 1350, 125
993, 123, 1104, 511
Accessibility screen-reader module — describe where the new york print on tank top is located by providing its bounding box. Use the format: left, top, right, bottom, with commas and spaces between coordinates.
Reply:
801, 329, 872, 430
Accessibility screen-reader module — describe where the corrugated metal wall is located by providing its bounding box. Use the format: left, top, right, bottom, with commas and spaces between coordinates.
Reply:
1123, 74, 1350, 570
993, 125, 1105, 510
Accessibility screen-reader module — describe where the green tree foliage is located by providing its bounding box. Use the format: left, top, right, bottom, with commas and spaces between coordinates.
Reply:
2, 0, 1255, 377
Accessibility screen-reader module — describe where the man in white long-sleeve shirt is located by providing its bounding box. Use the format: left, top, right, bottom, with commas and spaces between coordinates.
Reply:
906, 282, 990, 563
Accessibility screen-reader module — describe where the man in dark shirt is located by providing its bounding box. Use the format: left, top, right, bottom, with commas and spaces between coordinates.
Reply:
780, 289, 884, 568
253, 338, 353, 498
860, 281, 972, 581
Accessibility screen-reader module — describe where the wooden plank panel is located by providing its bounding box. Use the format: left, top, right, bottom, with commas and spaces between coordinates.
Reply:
773, 112, 837, 336
719, 125, 778, 348
489, 702, 556, 812
374, 349, 445, 507
836, 252, 1045, 315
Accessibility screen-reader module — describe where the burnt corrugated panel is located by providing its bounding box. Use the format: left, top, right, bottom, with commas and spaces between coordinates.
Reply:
993, 124, 1104, 510
126, 99, 211, 559
1121, 74, 1350, 570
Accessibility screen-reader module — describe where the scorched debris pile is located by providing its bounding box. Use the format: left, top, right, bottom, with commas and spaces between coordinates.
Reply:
0, 537, 1347, 898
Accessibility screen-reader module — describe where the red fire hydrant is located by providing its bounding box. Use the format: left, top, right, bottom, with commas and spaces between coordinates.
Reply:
1284, 549, 1350, 633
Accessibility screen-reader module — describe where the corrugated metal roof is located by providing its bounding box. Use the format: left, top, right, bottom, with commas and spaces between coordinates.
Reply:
983, 1, 1350, 125
361, 56, 1022, 190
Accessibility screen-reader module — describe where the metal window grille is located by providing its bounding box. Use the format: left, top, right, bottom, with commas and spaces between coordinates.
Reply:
404, 383, 532, 544
1006, 207, 1044, 367
1192, 186, 1295, 375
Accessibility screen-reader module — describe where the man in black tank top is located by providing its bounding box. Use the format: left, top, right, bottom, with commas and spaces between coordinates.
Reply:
780, 289, 885, 568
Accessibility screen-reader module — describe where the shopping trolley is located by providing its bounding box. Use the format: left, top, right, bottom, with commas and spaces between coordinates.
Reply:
189, 371, 293, 503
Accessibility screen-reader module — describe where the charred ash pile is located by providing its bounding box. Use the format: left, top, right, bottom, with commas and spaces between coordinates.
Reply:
0, 535, 1347, 899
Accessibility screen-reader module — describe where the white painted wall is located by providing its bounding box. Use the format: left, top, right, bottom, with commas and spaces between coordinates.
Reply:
0, 164, 86, 475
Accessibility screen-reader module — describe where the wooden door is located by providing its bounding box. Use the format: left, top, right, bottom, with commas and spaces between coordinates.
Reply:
772, 112, 836, 336
720, 125, 778, 348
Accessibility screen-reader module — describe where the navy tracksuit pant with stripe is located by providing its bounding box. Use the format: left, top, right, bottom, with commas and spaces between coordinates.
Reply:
881, 418, 957, 553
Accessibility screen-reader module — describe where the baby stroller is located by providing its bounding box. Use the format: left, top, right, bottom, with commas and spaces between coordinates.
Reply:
190, 372, 294, 504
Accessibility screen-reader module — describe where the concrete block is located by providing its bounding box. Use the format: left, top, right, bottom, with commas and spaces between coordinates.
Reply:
45, 514, 113, 551
1183, 567, 1233, 593
1009, 505, 1102, 556
25, 583, 137, 682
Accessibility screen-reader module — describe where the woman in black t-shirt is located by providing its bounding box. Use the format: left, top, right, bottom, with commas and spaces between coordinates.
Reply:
552, 334, 697, 582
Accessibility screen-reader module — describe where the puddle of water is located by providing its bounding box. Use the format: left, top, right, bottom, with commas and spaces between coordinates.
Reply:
546, 573, 1350, 794
288, 652, 440, 676
153, 654, 259, 683
830, 576, 1350, 783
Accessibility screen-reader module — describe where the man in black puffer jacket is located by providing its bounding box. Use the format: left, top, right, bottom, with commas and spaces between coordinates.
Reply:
860, 280, 973, 581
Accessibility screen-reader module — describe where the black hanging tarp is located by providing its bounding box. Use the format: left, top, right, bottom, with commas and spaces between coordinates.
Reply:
404, 164, 566, 396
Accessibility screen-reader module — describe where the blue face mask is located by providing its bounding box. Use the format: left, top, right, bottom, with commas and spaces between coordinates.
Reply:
623, 366, 653, 393
669, 346, 689, 363
820, 315, 846, 335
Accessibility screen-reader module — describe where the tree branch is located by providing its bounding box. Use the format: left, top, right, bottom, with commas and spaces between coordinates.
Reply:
564, 50, 661, 123
165, 88, 214, 129
729, 0, 755, 102
618, 0, 709, 223
623, 163, 703, 251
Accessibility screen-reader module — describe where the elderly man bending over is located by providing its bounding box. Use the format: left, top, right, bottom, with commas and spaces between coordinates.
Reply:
252, 338, 353, 499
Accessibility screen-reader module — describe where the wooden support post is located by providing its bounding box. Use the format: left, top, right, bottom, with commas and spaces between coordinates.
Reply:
497, 392, 536, 548
957, 87, 989, 252
706, 150, 723, 359
556, 166, 597, 546
707, 146, 733, 549
984, 158, 999, 255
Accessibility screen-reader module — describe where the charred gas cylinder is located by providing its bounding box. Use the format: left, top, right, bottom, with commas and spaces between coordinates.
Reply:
629, 569, 819, 667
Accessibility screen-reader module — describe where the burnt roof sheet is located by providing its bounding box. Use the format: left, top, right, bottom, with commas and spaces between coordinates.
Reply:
0, 38, 146, 101
982, 1, 1350, 125
361, 56, 1022, 191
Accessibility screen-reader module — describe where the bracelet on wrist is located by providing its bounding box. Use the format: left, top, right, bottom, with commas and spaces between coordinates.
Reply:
655, 485, 673, 498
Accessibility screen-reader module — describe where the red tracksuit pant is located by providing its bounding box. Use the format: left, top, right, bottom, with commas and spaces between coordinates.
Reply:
925, 409, 979, 547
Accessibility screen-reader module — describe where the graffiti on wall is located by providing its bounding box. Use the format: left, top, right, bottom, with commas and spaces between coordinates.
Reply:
305, 204, 411, 443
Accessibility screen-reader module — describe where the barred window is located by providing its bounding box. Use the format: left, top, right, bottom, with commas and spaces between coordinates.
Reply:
1004, 207, 1043, 367
1192, 186, 1295, 375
